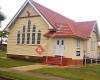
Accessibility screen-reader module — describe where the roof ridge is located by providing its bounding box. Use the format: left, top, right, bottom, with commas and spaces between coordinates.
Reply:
31, 0, 75, 35
31, 0, 75, 22
76, 20, 96, 23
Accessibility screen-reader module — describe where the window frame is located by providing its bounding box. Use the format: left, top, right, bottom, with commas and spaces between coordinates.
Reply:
26, 33, 30, 44
32, 33, 35, 44
16, 20, 42, 45
37, 30, 41, 44
76, 51, 80, 56
22, 33, 25, 44
76, 38, 80, 48
17, 31, 20, 44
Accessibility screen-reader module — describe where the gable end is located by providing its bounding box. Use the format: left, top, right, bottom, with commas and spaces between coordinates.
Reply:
4, 0, 53, 31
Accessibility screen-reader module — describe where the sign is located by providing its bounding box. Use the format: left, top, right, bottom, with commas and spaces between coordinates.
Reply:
35, 45, 44, 54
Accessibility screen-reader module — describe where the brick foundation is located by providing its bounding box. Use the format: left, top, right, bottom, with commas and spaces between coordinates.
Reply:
7, 54, 83, 66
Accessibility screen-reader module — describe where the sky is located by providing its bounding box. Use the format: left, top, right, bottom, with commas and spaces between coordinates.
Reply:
0, 0, 100, 31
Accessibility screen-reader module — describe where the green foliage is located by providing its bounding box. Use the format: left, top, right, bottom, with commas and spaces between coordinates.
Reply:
33, 65, 100, 80
0, 71, 47, 80
0, 31, 8, 45
0, 31, 8, 38
0, 50, 6, 57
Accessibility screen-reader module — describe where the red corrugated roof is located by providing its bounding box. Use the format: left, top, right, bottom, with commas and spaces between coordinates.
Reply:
31, 0, 96, 39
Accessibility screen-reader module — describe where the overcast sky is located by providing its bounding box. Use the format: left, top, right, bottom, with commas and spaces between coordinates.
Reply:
0, 0, 100, 31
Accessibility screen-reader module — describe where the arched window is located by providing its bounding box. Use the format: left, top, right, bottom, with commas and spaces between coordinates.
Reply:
32, 33, 35, 44
22, 33, 25, 44
27, 20, 31, 32
16, 20, 42, 45
27, 33, 30, 44
17, 31, 20, 44
32, 25, 36, 32
37, 30, 41, 44
23, 26, 25, 32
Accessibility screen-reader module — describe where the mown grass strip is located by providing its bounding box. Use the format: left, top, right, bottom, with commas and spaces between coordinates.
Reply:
0, 51, 33, 68
0, 70, 47, 80
33, 65, 100, 80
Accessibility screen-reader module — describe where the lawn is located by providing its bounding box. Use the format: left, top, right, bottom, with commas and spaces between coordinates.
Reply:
33, 64, 100, 80
0, 70, 47, 80
0, 50, 33, 68
0, 51, 48, 80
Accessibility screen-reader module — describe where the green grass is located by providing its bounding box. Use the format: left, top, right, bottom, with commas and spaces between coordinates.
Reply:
33, 65, 100, 80
0, 50, 6, 57
0, 50, 33, 68
0, 70, 47, 80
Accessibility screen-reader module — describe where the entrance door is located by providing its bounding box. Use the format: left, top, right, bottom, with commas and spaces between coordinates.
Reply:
54, 39, 65, 56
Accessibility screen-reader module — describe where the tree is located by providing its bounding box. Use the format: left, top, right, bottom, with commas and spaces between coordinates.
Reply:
0, 7, 5, 21
0, 12, 5, 23
0, 31, 8, 45
0, 8, 5, 28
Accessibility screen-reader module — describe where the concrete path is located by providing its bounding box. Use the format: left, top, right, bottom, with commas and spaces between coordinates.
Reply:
0, 64, 69, 80
8, 64, 48, 72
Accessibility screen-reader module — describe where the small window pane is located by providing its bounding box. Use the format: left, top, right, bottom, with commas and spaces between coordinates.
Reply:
27, 20, 31, 32
32, 33, 35, 44
37, 33, 41, 44
32, 25, 36, 32
37, 41, 40, 44
23, 26, 25, 32
61, 40, 64, 45
76, 51, 80, 56
27, 33, 30, 44
22, 33, 25, 44
17, 31, 20, 44
57, 40, 59, 45
76, 38, 80, 48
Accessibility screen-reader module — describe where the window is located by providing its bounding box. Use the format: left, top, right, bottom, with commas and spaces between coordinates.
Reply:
76, 51, 80, 56
57, 40, 59, 45
57, 40, 64, 45
27, 20, 31, 32
32, 33, 35, 44
17, 31, 20, 44
27, 33, 30, 44
23, 26, 25, 32
61, 40, 64, 45
22, 33, 25, 44
37, 30, 41, 44
76, 38, 80, 48
32, 25, 36, 32
16, 20, 41, 45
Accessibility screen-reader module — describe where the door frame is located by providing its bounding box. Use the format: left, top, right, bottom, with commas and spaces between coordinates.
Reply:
54, 38, 65, 56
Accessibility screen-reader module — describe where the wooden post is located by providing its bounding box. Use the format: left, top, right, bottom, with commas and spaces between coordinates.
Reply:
60, 56, 63, 66
84, 57, 87, 66
91, 58, 92, 64
45, 55, 48, 63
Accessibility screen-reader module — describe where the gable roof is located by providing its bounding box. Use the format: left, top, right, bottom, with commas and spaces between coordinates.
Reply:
5, 0, 99, 39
